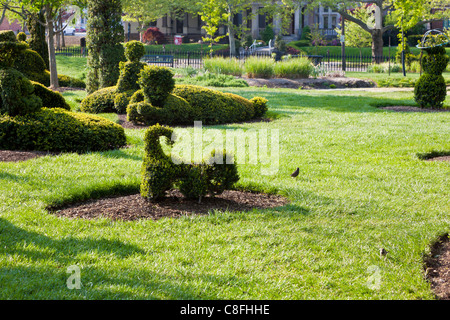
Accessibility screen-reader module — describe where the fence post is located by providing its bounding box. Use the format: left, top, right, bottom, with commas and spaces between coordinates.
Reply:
187, 51, 190, 66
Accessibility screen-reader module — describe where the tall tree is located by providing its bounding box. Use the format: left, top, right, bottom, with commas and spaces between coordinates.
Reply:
86, 0, 125, 93
27, 10, 50, 69
335, 4, 372, 63
1, 0, 78, 89
304, 0, 450, 62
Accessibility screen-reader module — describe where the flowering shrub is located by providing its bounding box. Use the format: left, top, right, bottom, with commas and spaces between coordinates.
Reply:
143, 27, 165, 45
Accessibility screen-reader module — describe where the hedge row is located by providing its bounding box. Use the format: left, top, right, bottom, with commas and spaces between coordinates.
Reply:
0, 108, 126, 152
127, 84, 268, 125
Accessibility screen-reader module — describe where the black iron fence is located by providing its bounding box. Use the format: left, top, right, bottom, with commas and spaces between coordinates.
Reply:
55, 46, 397, 72
320, 53, 396, 73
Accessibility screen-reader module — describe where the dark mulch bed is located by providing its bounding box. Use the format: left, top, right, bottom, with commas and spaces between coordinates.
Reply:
427, 156, 450, 162
244, 76, 375, 89
117, 114, 272, 130
50, 189, 290, 221
0, 150, 56, 162
424, 235, 450, 300
380, 106, 450, 113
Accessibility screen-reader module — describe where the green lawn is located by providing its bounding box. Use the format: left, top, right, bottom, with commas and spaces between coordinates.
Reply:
288, 45, 450, 57
347, 71, 450, 87
0, 86, 449, 299
56, 56, 88, 81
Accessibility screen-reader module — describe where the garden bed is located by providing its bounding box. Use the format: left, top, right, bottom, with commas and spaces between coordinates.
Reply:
49, 189, 290, 221
243, 76, 375, 89
0, 150, 56, 162
425, 235, 450, 300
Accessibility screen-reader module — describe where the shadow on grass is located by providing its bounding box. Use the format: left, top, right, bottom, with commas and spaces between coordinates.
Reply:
237, 90, 419, 113
417, 150, 450, 160
0, 217, 208, 299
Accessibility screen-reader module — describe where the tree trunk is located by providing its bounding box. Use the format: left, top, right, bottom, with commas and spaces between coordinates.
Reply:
56, 31, 61, 49
227, 7, 236, 57
371, 29, 384, 63
45, 6, 59, 89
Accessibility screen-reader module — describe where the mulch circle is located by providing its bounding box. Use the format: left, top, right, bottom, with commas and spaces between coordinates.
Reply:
0, 150, 56, 162
426, 156, 450, 162
50, 189, 290, 221
424, 235, 450, 300
380, 106, 450, 112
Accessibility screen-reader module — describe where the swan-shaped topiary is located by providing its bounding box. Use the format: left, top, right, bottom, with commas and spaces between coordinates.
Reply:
141, 124, 239, 202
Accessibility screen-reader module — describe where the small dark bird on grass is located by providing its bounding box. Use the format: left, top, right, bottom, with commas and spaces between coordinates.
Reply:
291, 167, 299, 178
380, 248, 389, 259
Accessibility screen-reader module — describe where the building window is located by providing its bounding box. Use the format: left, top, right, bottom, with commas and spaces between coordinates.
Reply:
162, 16, 167, 28
258, 13, 266, 29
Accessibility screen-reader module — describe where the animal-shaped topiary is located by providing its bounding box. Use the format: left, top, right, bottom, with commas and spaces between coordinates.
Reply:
114, 41, 147, 113
414, 37, 449, 109
141, 124, 239, 202
0, 31, 42, 116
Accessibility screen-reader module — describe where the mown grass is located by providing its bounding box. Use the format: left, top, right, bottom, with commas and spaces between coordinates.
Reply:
287, 44, 450, 57
347, 71, 450, 88
0, 86, 449, 299
56, 56, 88, 81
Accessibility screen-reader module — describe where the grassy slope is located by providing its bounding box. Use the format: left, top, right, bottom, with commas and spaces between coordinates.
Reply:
0, 87, 449, 299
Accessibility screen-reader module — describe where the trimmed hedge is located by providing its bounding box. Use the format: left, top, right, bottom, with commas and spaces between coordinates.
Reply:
0, 108, 126, 152
31, 81, 70, 110
0, 67, 42, 116
139, 65, 175, 107
13, 48, 86, 88
414, 74, 447, 109
140, 124, 239, 201
173, 84, 254, 124
124, 40, 145, 62
414, 45, 449, 109
117, 61, 145, 92
80, 86, 117, 113
127, 93, 198, 125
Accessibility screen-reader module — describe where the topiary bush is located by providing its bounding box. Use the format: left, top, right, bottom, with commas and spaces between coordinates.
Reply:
124, 40, 145, 62
140, 124, 181, 200
86, 0, 125, 94
0, 68, 42, 116
173, 84, 259, 124
31, 81, 70, 110
13, 47, 86, 88
205, 149, 239, 196
116, 60, 146, 92
250, 97, 269, 118
0, 31, 28, 68
414, 74, 447, 108
127, 93, 198, 125
414, 45, 449, 109
80, 86, 117, 113
0, 108, 126, 152
16, 32, 27, 42
140, 124, 239, 201
113, 91, 133, 114
138, 65, 175, 107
